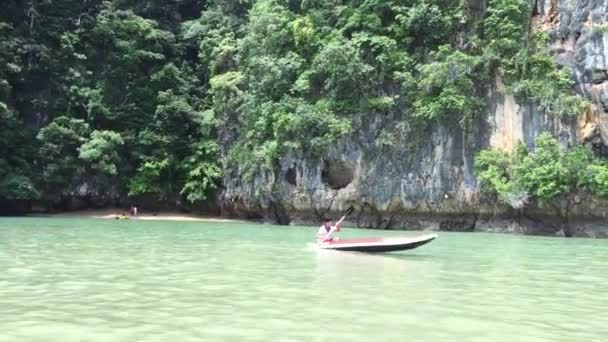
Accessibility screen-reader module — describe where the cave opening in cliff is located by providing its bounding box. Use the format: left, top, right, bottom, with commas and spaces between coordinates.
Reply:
285, 165, 297, 186
321, 160, 354, 190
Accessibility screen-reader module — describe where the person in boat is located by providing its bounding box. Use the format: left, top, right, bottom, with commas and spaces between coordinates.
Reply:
317, 217, 341, 243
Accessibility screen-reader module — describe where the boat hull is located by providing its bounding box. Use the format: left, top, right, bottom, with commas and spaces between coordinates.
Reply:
317, 234, 437, 253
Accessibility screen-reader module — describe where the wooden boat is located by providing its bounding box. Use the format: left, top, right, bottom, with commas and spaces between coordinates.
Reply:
317, 234, 437, 253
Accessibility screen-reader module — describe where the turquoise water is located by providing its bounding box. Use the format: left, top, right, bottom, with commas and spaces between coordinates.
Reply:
0, 217, 607, 342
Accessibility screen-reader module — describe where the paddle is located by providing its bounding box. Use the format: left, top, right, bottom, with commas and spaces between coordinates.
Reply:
321, 206, 354, 242
335, 206, 354, 226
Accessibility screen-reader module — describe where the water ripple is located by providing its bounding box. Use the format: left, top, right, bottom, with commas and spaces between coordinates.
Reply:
0, 218, 607, 341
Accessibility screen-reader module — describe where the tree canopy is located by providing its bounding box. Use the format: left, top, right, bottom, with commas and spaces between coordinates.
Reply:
0, 0, 594, 213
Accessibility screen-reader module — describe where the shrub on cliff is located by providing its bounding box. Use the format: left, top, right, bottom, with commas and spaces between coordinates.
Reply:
482, 0, 588, 117
475, 133, 608, 236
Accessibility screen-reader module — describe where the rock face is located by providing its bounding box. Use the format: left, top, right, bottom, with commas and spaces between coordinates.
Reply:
537, 0, 608, 148
221, 0, 608, 238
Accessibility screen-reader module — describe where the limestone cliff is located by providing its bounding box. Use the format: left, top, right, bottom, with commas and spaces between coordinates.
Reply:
220, 0, 608, 237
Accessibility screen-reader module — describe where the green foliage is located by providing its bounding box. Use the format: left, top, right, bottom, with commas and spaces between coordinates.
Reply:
0, 0, 599, 210
273, 98, 351, 156
0, 0, 226, 205
79, 130, 125, 175
0, 174, 39, 201
209, 71, 244, 126
180, 141, 222, 202
367, 96, 395, 113
482, 0, 530, 65
351, 33, 405, 79
290, 16, 317, 49
482, 0, 588, 117
587, 163, 608, 196
309, 38, 372, 101
0, 108, 38, 201
398, 2, 453, 47
230, 97, 351, 174
514, 134, 571, 200
510, 33, 588, 117
475, 133, 603, 211
475, 148, 520, 206
36, 117, 90, 198
128, 158, 171, 197
414, 46, 482, 123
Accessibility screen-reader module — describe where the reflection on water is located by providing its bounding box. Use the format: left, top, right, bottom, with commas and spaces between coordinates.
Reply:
313, 246, 438, 279
0, 217, 607, 342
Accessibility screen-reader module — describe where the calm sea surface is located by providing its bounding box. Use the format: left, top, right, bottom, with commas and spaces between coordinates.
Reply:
0, 217, 606, 341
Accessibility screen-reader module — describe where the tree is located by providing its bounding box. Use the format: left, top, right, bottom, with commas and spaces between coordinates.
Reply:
36, 116, 90, 202
79, 130, 124, 176
180, 140, 222, 203
482, 0, 530, 66
475, 133, 604, 237
0, 108, 38, 202
414, 46, 483, 124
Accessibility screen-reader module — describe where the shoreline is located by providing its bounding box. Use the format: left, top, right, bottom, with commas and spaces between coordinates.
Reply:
29, 209, 245, 223
15, 208, 608, 238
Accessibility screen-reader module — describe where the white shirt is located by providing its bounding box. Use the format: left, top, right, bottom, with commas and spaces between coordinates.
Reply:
317, 225, 334, 243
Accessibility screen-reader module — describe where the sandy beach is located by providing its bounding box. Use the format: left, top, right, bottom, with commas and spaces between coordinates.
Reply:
43, 209, 244, 223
